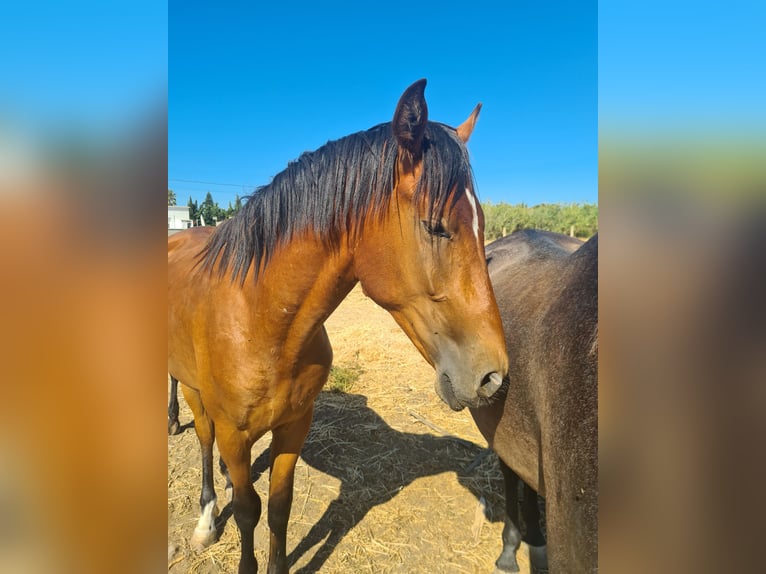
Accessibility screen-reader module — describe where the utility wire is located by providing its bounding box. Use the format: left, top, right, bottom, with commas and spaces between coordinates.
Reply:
169, 178, 255, 188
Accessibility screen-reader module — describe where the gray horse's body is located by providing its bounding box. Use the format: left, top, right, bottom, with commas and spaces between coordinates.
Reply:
471, 229, 598, 573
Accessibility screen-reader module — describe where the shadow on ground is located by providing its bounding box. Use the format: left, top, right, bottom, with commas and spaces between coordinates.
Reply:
213, 391, 507, 573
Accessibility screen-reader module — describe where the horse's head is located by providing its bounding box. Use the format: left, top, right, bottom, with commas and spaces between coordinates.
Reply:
354, 80, 509, 411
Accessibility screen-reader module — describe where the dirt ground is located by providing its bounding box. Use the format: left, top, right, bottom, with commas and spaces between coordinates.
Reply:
168, 285, 533, 573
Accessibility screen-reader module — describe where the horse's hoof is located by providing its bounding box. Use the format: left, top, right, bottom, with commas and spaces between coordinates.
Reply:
189, 501, 219, 551
493, 551, 520, 573
168, 419, 181, 435
189, 527, 217, 552
529, 545, 549, 574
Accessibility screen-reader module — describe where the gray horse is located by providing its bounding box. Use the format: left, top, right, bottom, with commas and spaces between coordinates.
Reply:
471, 229, 598, 573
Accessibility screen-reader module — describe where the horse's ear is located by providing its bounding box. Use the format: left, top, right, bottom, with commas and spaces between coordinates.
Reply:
393, 79, 428, 158
456, 103, 482, 143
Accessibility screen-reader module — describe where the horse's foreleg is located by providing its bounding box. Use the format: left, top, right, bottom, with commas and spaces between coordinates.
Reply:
168, 375, 181, 435
218, 425, 261, 574
521, 481, 548, 574
266, 407, 313, 574
180, 384, 219, 551
494, 460, 523, 574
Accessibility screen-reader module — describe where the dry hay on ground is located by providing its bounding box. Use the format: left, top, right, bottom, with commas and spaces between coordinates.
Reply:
168, 285, 533, 573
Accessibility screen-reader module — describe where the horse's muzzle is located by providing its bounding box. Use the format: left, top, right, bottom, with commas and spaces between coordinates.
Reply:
436, 370, 504, 411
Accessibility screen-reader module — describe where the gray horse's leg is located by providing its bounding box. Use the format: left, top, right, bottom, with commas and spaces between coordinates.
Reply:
494, 462, 524, 573
168, 375, 182, 435
494, 461, 549, 574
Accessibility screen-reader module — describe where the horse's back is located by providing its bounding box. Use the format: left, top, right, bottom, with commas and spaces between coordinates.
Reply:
168, 226, 214, 264
486, 229, 583, 276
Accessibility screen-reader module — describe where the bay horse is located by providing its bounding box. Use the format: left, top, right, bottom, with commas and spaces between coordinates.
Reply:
168, 79, 509, 574
470, 229, 598, 573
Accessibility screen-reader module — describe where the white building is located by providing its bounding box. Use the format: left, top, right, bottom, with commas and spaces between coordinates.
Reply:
168, 205, 193, 235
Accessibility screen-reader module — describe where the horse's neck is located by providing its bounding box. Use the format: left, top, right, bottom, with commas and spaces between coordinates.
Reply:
246, 240, 357, 356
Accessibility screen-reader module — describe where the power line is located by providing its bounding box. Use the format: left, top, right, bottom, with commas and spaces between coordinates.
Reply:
169, 178, 255, 189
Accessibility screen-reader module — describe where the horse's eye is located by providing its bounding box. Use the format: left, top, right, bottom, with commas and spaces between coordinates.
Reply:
422, 220, 452, 240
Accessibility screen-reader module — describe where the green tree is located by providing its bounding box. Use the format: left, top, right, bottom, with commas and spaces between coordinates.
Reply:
187, 196, 199, 224
480, 201, 598, 241
224, 194, 243, 219
199, 191, 226, 226
168, 189, 176, 206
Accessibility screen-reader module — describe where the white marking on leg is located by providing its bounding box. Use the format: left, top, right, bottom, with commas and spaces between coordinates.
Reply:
190, 498, 219, 551
465, 187, 479, 242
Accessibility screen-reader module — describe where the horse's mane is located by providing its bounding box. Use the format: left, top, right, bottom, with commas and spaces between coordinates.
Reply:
199, 121, 475, 284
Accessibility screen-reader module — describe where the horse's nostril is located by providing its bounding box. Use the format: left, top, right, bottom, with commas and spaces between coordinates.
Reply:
478, 371, 503, 398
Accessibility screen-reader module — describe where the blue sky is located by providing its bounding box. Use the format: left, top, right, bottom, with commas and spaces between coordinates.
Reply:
599, 1, 766, 134
169, 1, 597, 208
0, 2, 166, 136
2, 2, 761, 209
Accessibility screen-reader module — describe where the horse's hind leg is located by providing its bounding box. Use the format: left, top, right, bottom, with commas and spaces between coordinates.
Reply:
494, 461, 524, 574
217, 425, 261, 574
180, 384, 219, 550
267, 407, 313, 574
168, 375, 181, 435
